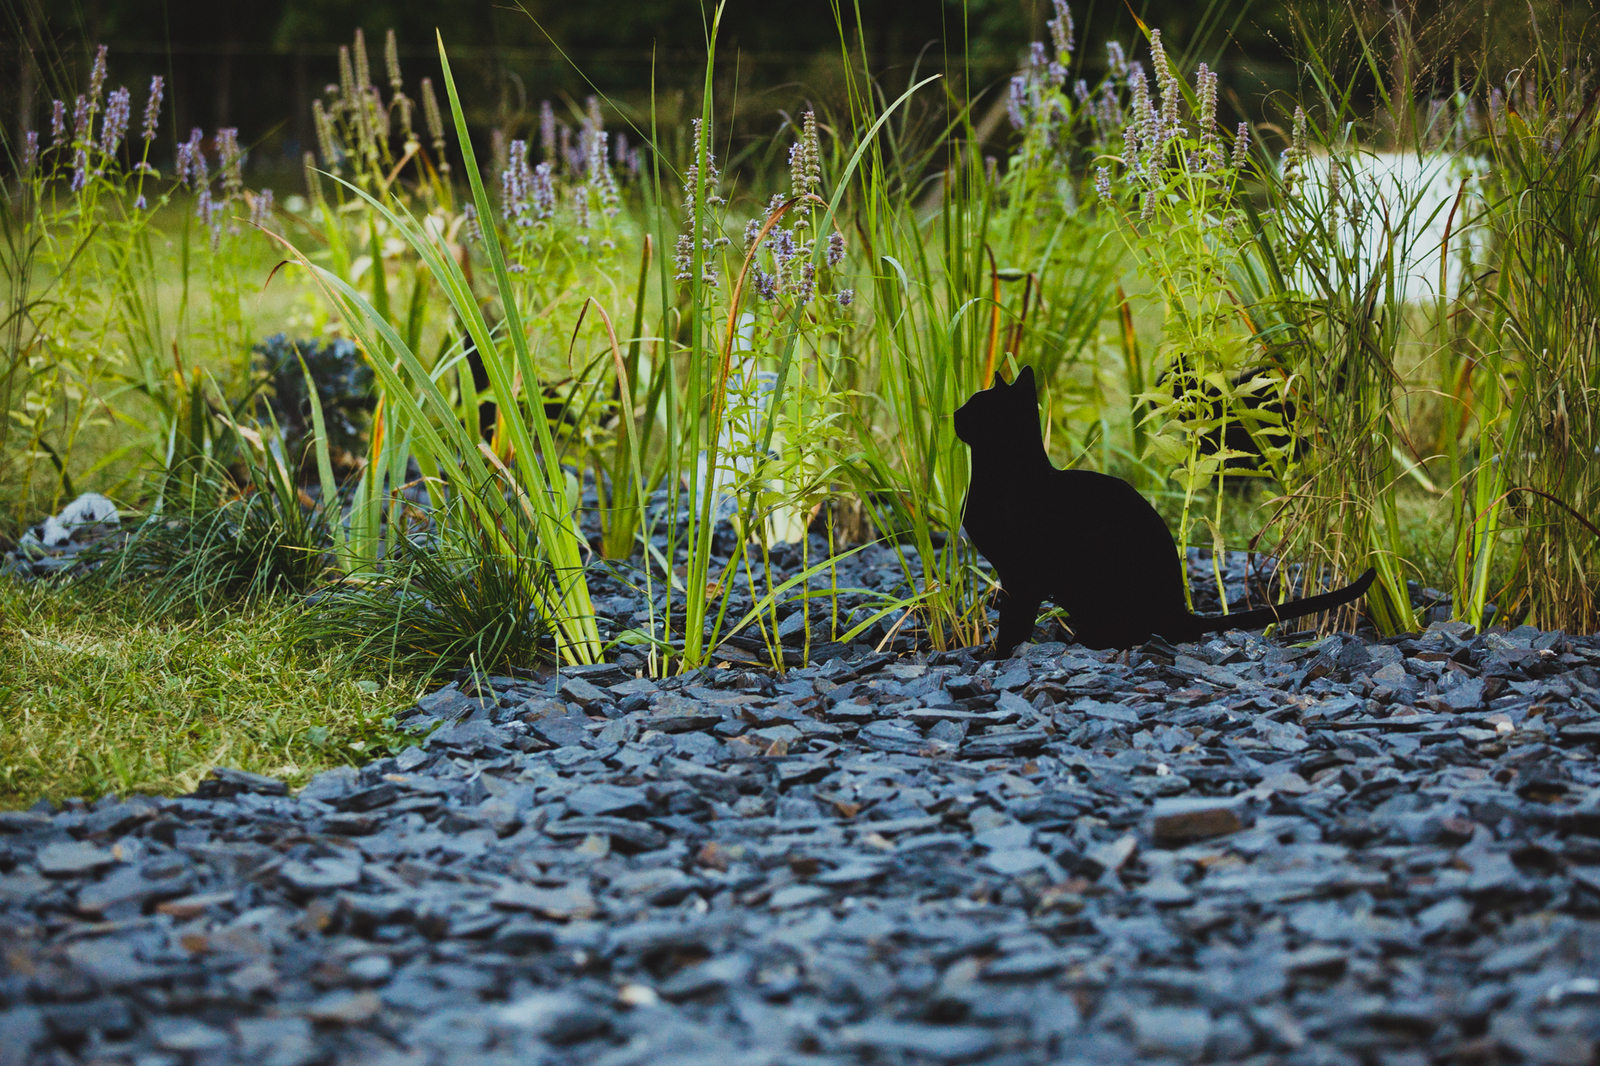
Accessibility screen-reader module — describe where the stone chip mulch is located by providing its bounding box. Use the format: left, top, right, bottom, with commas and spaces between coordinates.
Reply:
5, 620, 1600, 1065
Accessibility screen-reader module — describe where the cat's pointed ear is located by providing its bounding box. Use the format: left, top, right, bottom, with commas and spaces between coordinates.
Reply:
1014, 364, 1035, 393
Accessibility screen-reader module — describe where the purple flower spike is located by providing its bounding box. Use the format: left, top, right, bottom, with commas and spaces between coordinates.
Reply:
101, 87, 131, 157
826, 231, 846, 268
753, 267, 778, 301
251, 188, 274, 228
88, 45, 109, 105
50, 100, 67, 147
216, 128, 242, 194
1047, 0, 1074, 61
501, 138, 531, 221
72, 95, 91, 141
1007, 77, 1027, 130
539, 100, 556, 162
143, 76, 164, 142
23, 131, 39, 172
532, 161, 555, 220
1105, 42, 1127, 82
176, 128, 206, 190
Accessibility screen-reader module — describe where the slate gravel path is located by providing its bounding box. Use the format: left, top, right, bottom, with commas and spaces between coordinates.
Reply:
6, 620, 1600, 1065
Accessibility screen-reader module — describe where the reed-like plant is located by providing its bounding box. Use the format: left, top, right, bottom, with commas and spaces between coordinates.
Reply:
1484, 63, 1600, 632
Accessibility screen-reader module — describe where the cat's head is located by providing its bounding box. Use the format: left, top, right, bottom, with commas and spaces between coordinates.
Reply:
953, 365, 1037, 445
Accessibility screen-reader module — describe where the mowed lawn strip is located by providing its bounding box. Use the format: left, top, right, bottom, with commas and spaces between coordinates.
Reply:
0, 581, 422, 809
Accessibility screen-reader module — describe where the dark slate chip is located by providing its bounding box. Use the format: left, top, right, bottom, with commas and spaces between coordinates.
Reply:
859, 721, 927, 755
196, 767, 289, 797
642, 710, 724, 734
564, 784, 651, 818
0, 811, 53, 834
840, 1021, 997, 1062
558, 677, 611, 709
558, 663, 632, 687
529, 714, 594, 748
958, 729, 1050, 759
545, 816, 667, 851
339, 783, 401, 812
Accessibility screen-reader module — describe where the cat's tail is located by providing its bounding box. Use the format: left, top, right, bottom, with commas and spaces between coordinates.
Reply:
1192, 567, 1378, 637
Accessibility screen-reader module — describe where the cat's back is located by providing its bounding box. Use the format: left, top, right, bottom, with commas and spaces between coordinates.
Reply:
1049, 468, 1162, 510
1045, 468, 1180, 557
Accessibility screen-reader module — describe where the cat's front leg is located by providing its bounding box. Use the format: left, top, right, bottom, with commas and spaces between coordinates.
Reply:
991, 585, 1044, 660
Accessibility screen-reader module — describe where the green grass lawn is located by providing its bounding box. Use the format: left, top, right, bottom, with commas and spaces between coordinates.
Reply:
0, 579, 425, 809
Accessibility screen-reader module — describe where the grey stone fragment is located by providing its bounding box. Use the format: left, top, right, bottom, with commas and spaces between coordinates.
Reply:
959, 729, 1050, 759
300, 765, 360, 802
1417, 897, 1473, 938
491, 881, 599, 919
609, 867, 695, 904
75, 863, 192, 916
530, 713, 593, 747
82, 799, 153, 838
205, 766, 290, 795
973, 823, 1033, 850
496, 992, 611, 1044
859, 721, 926, 755
151, 1017, 232, 1052
0, 811, 52, 834
1132, 1007, 1212, 1059
235, 1017, 316, 1066
980, 849, 1052, 877
769, 884, 831, 909
840, 1021, 996, 1061
280, 857, 363, 894
1071, 699, 1140, 724
1442, 677, 1487, 710
36, 841, 116, 876
63, 939, 163, 986
546, 815, 666, 850
43, 997, 133, 1037
658, 953, 752, 999
0, 1008, 44, 1066
559, 677, 610, 709
565, 783, 650, 817
303, 990, 382, 1024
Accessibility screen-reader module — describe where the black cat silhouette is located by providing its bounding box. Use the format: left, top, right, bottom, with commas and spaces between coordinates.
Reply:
954, 366, 1376, 656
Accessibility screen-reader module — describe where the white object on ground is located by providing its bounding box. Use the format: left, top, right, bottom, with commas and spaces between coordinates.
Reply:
40, 492, 120, 547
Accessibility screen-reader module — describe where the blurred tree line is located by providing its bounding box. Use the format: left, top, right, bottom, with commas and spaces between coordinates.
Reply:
3, 0, 1593, 180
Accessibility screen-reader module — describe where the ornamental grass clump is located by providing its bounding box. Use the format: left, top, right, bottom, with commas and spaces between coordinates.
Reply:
295, 502, 555, 678
1484, 62, 1600, 633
